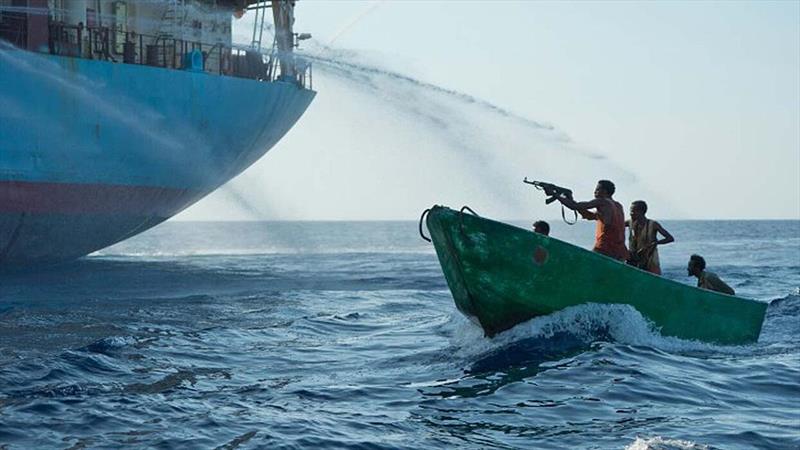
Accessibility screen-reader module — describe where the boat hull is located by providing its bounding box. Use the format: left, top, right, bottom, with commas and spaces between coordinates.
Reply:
425, 206, 767, 345
0, 48, 315, 266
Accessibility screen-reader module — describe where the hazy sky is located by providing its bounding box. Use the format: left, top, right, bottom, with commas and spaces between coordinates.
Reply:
178, 0, 799, 221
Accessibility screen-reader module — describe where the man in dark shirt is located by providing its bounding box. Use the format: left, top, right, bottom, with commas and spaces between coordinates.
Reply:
687, 254, 735, 295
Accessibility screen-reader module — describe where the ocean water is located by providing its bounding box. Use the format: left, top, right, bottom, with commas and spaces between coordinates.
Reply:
0, 219, 798, 449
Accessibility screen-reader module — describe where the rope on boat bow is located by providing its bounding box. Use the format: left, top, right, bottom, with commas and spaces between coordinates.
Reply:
459, 206, 480, 237
459, 206, 479, 216
418, 208, 431, 242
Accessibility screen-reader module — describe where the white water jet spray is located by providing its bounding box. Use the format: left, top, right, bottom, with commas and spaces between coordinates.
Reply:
209, 41, 647, 221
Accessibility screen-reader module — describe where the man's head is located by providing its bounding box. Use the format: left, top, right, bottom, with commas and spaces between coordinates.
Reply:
687, 254, 706, 277
533, 220, 550, 236
594, 180, 615, 199
630, 200, 648, 221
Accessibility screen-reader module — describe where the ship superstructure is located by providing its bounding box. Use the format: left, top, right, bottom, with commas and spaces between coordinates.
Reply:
0, 0, 315, 266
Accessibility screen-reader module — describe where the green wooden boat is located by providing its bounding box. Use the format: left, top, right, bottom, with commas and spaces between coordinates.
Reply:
422, 205, 767, 345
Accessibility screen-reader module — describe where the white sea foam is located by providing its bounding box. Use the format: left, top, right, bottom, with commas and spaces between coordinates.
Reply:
626, 436, 710, 450
443, 302, 760, 360
92, 336, 137, 350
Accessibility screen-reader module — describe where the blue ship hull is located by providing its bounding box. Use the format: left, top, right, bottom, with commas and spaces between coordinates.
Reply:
0, 47, 315, 266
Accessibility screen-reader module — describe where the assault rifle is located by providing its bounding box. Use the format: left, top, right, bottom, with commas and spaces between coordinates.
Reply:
523, 178, 574, 204
523, 178, 578, 225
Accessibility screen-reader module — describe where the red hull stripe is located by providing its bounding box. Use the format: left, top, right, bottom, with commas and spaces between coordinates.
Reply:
0, 181, 200, 215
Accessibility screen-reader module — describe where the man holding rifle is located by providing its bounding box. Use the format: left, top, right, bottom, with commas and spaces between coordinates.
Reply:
557, 180, 628, 261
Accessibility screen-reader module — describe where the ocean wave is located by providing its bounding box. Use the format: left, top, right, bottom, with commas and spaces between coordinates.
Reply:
80, 336, 139, 355
758, 294, 800, 347
767, 293, 800, 314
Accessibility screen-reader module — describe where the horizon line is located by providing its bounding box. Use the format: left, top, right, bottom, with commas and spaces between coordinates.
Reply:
170, 217, 800, 223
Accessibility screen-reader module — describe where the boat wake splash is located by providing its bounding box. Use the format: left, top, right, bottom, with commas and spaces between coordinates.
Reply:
445, 295, 798, 366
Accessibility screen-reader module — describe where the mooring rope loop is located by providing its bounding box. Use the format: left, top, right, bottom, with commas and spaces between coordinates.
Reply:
458, 206, 480, 238
418, 208, 431, 242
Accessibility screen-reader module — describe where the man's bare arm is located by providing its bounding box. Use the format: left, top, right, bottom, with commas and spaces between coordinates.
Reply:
640, 221, 676, 254
654, 221, 675, 245
559, 197, 608, 222
558, 197, 603, 212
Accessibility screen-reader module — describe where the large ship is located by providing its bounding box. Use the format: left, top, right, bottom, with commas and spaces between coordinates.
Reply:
0, 0, 314, 266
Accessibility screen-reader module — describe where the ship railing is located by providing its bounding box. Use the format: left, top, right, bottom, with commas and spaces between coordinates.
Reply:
45, 22, 312, 90
0, 11, 26, 48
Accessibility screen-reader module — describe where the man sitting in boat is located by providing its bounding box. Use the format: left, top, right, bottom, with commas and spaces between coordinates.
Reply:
533, 220, 550, 236
556, 180, 628, 261
688, 254, 736, 295
626, 200, 675, 275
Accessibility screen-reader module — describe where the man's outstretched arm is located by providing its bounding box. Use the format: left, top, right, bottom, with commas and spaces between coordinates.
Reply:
558, 197, 602, 221
558, 197, 601, 211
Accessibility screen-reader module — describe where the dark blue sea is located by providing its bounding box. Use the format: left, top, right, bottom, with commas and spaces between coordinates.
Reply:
1, 220, 798, 449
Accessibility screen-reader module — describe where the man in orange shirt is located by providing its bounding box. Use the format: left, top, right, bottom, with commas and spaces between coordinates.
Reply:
557, 180, 628, 261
